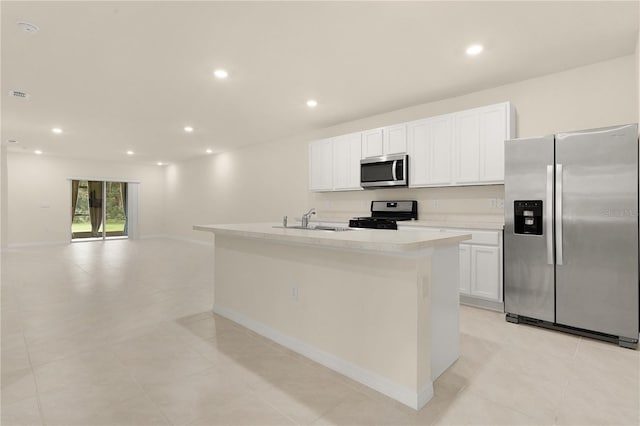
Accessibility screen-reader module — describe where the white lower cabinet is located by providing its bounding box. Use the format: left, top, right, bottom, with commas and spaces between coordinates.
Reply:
459, 244, 471, 295
468, 244, 500, 300
401, 225, 503, 310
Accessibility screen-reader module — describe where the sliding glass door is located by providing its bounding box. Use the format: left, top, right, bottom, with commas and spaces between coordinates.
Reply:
71, 180, 128, 241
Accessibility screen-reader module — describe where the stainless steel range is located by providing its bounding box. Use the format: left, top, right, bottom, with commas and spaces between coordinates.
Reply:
349, 200, 418, 230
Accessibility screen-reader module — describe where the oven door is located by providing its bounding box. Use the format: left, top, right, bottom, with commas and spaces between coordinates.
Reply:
360, 154, 407, 188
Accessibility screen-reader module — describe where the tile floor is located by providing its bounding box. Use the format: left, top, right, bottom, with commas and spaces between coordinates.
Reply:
1, 238, 639, 426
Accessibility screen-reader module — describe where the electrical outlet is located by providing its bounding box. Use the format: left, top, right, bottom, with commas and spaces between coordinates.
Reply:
291, 286, 299, 301
489, 198, 497, 208
497, 198, 504, 208
430, 200, 439, 209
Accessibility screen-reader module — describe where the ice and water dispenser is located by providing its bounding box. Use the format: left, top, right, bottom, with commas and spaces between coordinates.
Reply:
514, 200, 543, 235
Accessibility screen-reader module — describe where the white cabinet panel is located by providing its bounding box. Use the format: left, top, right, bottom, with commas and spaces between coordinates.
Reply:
308, 138, 333, 192
480, 103, 508, 182
454, 102, 513, 185
383, 124, 407, 155
471, 246, 500, 300
454, 110, 481, 183
333, 133, 362, 191
362, 129, 384, 158
408, 116, 453, 187
428, 115, 454, 185
459, 244, 471, 295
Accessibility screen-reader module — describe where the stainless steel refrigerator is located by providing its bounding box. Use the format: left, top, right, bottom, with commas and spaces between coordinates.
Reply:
504, 123, 639, 349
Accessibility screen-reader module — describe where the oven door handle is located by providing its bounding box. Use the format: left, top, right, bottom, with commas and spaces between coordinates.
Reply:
392, 160, 397, 181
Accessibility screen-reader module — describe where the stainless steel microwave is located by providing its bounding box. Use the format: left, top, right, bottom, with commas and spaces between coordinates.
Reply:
360, 154, 408, 188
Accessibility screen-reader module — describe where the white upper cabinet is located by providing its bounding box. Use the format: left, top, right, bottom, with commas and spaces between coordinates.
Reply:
362, 124, 407, 158
383, 124, 407, 155
408, 115, 453, 187
361, 129, 384, 158
479, 103, 510, 182
454, 109, 481, 184
454, 102, 514, 185
309, 102, 514, 192
333, 132, 362, 191
308, 138, 333, 192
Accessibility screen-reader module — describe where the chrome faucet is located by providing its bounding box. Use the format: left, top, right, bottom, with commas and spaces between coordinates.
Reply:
301, 208, 316, 228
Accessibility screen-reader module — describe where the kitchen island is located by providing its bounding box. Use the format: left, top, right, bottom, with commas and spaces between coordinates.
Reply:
194, 223, 470, 410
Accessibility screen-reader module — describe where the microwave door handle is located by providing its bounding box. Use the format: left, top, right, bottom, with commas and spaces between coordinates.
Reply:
392, 160, 397, 181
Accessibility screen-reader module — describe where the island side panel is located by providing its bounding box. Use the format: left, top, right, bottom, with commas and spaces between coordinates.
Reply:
429, 244, 461, 380
213, 234, 431, 400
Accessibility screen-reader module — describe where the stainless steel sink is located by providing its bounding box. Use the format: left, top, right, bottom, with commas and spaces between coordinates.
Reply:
273, 225, 353, 232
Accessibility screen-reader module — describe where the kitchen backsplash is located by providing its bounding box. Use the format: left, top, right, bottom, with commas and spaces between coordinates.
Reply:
309, 184, 505, 224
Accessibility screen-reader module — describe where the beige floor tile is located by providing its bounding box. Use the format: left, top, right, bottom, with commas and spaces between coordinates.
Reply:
32, 348, 135, 394
312, 392, 419, 426
39, 389, 169, 426
432, 387, 545, 426
0, 395, 43, 426
1, 341, 32, 374
143, 367, 252, 425
188, 393, 297, 426
1, 368, 39, 405
555, 376, 640, 426
257, 375, 364, 424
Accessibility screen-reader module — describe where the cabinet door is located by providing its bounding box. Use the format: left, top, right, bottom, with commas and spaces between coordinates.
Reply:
362, 129, 383, 158
471, 245, 500, 300
428, 115, 454, 185
408, 116, 453, 187
459, 244, 471, 295
383, 124, 407, 155
308, 139, 333, 192
479, 103, 508, 182
454, 109, 480, 183
333, 133, 362, 191
407, 119, 429, 186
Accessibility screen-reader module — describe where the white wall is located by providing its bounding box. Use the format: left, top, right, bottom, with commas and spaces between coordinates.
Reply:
166, 54, 638, 242
5, 153, 165, 246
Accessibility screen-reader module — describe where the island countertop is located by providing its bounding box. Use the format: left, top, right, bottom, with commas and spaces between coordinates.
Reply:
193, 223, 471, 253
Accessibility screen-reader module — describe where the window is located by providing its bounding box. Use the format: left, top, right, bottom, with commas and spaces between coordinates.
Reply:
71, 180, 129, 241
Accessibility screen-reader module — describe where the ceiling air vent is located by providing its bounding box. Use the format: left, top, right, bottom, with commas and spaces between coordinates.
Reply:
6, 139, 18, 144
8, 90, 30, 100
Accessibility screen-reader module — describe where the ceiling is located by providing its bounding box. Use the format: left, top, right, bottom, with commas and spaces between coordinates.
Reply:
2, 1, 638, 165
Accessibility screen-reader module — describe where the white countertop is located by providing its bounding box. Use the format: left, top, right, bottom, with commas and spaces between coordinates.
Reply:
194, 223, 471, 253
397, 219, 504, 231
308, 217, 504, 231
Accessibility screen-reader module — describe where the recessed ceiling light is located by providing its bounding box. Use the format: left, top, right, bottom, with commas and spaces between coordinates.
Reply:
51, 127, 63, 134
17, 21, 39, 33
466, 44, 484, 56
157, 162, 164, 166
34, 150, 43, 155
184, 126, 194, 133
206, 149, 213, 154
213, 69, 229, 79
306, 99, 318, 108
126, 150, 134, 155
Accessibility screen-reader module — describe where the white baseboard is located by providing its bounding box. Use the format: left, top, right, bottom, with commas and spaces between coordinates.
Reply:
166, 235, 214, 246
140, 234, 169, 240
7, 240, 69, 249
213, 304, 433, 410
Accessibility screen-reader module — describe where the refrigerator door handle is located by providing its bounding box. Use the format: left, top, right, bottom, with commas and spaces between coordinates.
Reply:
546, 165, 554, 265
555, 163, 564, 265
